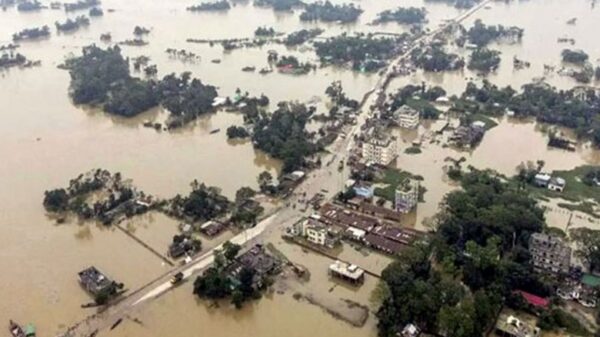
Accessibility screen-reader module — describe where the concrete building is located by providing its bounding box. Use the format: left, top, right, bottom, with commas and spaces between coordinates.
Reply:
394, 105, 420, 129
534, 173, 551, 188
548, 177, 566, 192
529, 233, 571, 274
353, 183, 374, 199
329, 261, 365, 284
395, 180, 419, 213
298, 217, 340, 248
362, 130, 398, 166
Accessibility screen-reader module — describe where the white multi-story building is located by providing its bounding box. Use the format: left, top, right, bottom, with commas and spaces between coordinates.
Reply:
362, 132, 398, 166
394, 105, 420, 129
300, 218, 339, 248
395, 180, 419, 213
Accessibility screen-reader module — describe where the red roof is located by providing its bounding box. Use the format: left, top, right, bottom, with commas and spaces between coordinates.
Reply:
515, 290, 549, 308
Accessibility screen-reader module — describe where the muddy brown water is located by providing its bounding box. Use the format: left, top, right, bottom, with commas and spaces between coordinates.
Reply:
1, 0, 600, 336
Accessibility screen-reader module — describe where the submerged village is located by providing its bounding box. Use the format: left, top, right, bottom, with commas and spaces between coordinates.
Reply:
3, 0, 600, 337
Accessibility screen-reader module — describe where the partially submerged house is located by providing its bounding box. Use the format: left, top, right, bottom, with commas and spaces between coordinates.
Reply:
528, 233, 571, 274
78, 266, 119, 297
329, 260, 364, 284
226, 245, 281, 289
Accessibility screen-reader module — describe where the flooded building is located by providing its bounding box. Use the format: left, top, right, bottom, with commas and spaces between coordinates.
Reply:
529, 233, 571, 274
449, 123, 485, 148
393, 105, 420, 129
78, 266, 117, 297
494, 314, 540, 337
395, 180, 420, 213
199, 220, 226, 237
296, 217, 340, 248
226, 245, 281, 289
328, 261, 364, 284
362, 128, 398, 166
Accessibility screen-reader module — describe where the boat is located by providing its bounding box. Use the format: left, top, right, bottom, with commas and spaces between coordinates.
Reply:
9, 320, 25, 337
209, 128, 220, 134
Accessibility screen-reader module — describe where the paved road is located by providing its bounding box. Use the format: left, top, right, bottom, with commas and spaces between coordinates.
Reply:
59, 2, 492, 336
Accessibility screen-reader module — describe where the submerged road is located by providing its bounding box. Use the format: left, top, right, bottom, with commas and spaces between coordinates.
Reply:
59, 2, 492, 336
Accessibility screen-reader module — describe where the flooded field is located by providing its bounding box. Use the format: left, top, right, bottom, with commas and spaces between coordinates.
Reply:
1, 0, 600, 336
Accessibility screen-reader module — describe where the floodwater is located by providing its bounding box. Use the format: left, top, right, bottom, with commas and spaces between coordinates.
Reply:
1, 0, 600, 336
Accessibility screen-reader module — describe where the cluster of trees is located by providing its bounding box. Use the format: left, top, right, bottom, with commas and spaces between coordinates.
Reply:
169, 180, 231, 222
0, 52, 27, 69
570, 228, 600, 273
299, 1, 363, 23
89, 7, 103, 16
377, 170, 549, 337
314, 33, 402, 71
230, 187, 264, 226
411, 46, 465, 72
43, 169, 149, 224
275, 55, 314, 74
187, 0, 231, 11
193, 242, 262, 308
12, 26, 50, 41
325, 80, 359, 114
468, 48, 501, 73
283, 28, 323, 46
387, 84, 445, 119
252, 102, 320, 172
375, 7, 426, 25
226, 125, 250, 139
459, 80, 600, 146
17, 1, 42, 11
133, 26, 150, 36
561, 49, 589, 65
55, 16, 90, 32
466, 19, 524, 47
424, 0, 482, 9
254, 26, 276, 37
66, 45, 218, 124
64, 0, 100, 12
253, 0, 302, 11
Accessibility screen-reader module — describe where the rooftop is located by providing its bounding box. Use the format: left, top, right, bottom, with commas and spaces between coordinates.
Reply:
329, 260, 364, 281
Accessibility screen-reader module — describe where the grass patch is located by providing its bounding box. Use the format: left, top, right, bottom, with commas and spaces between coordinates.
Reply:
549, 166, 600, 203
557, 202, 600, 219
374, 168, 423, 202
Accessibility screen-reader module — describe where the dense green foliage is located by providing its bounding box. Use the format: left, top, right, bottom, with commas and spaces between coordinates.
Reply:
43, 189, 70, 212
89, 7, 103, 16
17, 1, 42, 11
253, 0, 301, 11
424, 0, 482, 9
66, 46, 217, 123
55, 16, 90, 32
226, 125, 250, 139
170, 181, 231, 222
314, 33, 402, 71
375, 7, 426, 25
252, 102, 319, 172
284, 28, 323, 46
562, 49, 589, 64
156, 72, 218, 118
570, 228, 600, 273
377, 170, 549, 337
254, 26, 275, 37
466, 19, 523, 47
187, 0, 231, 11
299, 1, 363, 23
64, 0, 100, 12
468, 48, 501, 72
411, 46, 465, 72
12, 26, 50, 41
